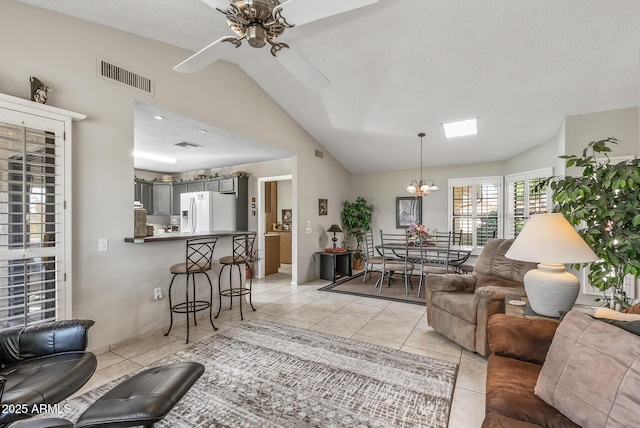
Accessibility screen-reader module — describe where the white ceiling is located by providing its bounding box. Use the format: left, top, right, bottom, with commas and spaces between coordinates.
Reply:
17, 0, 640, 174
133, 101, 292, 173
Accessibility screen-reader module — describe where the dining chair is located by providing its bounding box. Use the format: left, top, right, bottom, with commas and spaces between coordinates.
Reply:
362, 228, 384, 283
165, 236, 219, 343
377, 232, 414, 295
417, 231, 457, 297
453, 229, 463, 246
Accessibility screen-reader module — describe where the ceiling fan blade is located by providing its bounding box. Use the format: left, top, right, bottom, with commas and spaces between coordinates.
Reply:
274, 0, 379, 27
174, 37, 237, 73
199, 0, 230, 11
275, 48, 329, 92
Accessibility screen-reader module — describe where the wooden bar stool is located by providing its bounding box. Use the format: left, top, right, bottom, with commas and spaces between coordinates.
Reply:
216, 233, 256, 320
164, 237, 219, 343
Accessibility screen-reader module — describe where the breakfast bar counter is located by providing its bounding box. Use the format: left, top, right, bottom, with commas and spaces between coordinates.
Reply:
124, 230, 256, 244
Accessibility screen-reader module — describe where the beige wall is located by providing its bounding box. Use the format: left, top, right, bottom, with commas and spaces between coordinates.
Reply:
504, 137, 561, 176
565, 107, 639, 161
350, 161, 505, 235
2, 0, 349, 349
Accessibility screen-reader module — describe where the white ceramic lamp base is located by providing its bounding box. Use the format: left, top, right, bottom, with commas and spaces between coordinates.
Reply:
523, 263, 580, 318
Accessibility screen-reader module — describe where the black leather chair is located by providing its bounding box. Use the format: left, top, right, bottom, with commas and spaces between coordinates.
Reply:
0, 320, 97, 427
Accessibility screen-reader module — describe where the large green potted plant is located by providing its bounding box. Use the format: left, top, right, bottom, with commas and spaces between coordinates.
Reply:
341, 196, 374, 270
543, 137, 640, 309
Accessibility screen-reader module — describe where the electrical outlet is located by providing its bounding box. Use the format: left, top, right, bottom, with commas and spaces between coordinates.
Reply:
98, 238, 108, 252
153, 287, 163, 300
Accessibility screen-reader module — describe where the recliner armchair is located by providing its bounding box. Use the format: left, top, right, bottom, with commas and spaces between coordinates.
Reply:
424, 238, 537, 356
0, 319, 97, 426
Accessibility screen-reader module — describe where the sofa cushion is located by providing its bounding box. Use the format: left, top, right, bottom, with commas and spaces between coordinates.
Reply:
622, 301, 640, 314
535, 310, 640, 428
487, 315, 560, 365
482, 412, 553, 428
594, 307, 640, 321
486, 355, 578, 428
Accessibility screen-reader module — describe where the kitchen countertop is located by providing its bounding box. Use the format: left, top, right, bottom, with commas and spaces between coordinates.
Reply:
124, 230, 256, 243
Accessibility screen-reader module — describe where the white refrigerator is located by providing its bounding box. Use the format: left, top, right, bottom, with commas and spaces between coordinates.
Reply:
180, 191, 236, 233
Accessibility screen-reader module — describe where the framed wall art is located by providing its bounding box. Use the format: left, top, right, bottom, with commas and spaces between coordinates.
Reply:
282, 209, 292, 225
396, 197, 422, 228
318, 199, 328, 216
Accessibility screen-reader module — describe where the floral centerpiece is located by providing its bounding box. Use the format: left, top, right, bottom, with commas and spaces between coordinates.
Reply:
407, 223, 431, 244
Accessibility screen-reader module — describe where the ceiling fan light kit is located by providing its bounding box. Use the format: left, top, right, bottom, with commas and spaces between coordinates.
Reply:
218, 0, 292, 55
174, 0, 379, 91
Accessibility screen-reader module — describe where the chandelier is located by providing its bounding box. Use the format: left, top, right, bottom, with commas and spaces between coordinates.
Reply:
406, 132, 439, 197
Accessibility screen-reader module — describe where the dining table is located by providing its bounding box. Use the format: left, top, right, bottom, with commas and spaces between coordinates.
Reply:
375, 242, 473, 272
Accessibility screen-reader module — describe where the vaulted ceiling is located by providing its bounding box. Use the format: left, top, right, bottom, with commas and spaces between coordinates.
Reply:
17, 0, 640, 173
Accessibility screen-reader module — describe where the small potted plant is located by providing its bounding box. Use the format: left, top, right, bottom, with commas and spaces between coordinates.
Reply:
543, 137, 640, 309
341, 196, 374, 270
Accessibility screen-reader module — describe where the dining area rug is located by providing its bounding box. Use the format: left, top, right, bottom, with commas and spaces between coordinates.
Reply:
321, 272, 427, 305
45, 320, 457, 427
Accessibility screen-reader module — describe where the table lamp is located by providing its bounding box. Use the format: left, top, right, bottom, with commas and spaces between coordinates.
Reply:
327, 224, 342, 251
505, 213, 598, 317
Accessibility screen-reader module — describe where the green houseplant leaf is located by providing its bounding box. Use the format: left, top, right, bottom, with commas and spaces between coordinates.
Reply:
542, 137, 640, 308
341, 196, 374, 262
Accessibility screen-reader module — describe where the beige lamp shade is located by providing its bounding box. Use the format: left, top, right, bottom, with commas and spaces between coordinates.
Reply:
505, 213, 598, 317
505, 213, 598, 264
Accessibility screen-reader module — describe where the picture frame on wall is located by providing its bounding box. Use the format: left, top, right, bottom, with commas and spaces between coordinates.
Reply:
282, 209, 292, 225
396, 197, 421, 228
318, 199, 328, 216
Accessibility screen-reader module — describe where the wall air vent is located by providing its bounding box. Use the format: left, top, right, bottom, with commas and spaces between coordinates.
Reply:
174, 141, 202, 149
315, 149, 324, 159
96, 56, 155, 96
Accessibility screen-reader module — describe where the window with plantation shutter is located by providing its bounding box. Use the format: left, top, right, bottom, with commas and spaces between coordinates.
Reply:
0, 94, 80, 328
449, 177, 502, 248
504, 168, 552, 239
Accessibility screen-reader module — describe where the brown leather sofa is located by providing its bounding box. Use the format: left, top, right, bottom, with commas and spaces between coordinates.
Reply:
483, 314, 578, 427
424, 239, 537, 356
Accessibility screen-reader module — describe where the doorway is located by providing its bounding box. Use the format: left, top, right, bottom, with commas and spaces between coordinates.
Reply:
257, 175, 293, 281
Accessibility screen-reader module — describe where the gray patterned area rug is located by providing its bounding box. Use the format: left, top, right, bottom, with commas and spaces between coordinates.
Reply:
50, 320, 458, 427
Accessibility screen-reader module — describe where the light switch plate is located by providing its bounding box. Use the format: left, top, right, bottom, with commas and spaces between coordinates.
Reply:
98, 238, 108, 252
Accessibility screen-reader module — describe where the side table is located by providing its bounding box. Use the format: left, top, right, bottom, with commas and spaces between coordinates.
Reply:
317, 251, 353, 282
504, 295, 561, 320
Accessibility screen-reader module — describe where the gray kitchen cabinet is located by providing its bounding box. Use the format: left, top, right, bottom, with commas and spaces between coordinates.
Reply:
134, 181, 153, 213
153, 183, 172, 215
235, 176, 248, 230
204, 180, 219, 192
218, 177, 236, 193
187, 181, 205, 192
171, 182, 188, 215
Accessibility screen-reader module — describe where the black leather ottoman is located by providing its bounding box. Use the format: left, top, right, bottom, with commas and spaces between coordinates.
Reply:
12, 362, 204, 428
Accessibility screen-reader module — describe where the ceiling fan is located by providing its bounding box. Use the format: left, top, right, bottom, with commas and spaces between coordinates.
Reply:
174, 0, 379, 91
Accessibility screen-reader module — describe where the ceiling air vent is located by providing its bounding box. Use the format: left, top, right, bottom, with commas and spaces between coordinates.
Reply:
97, 56, 155, 96
315, 149, 324, 159
174, 141, 202, 149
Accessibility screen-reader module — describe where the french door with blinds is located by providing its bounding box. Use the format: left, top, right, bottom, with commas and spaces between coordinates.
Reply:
504, 168, 552, 239
0, 101, 72, 328
449, 177, 502, 247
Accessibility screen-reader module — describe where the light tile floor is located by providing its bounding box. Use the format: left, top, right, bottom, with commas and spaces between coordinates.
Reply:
76, 268, 486, 427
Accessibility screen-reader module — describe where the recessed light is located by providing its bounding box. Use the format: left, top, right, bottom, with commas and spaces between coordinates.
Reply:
154, 115, 164, 120
442, 118, 478, 139
199, 129, 208, 134
133, 151, 176, 164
